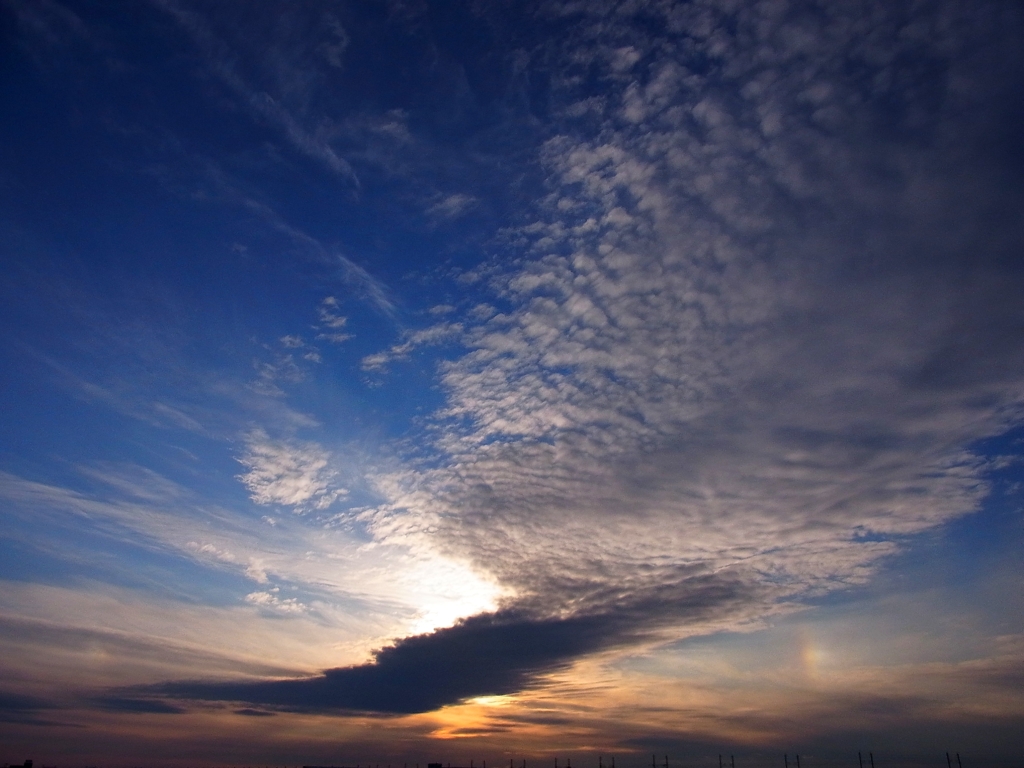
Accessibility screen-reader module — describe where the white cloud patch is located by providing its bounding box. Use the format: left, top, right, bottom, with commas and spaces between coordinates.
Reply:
236, 430, 347, 511
187, 541, 237, 564
246, 589, 306, 614
315, 295, 353, 343
427, 193, 477, 220
361, 322, 463, 372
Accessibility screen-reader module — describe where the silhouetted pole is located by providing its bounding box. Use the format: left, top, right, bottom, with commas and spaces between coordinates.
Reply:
796, 756, 800, 768
784, 755, 788, 768
719, 755, 722, 768
869, 754, 874, 768
956, 754, 962, 768
946, 754, 952, 768
858, 753, 863, 768
664, 756, 668, 768
731, 755, 735, 768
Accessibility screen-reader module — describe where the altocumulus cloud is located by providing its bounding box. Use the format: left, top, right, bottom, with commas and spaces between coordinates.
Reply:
147, 0, 1024, 714
237, 430, 347, 511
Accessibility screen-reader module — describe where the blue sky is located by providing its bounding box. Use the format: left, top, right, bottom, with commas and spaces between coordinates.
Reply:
1, 1, 1023, 766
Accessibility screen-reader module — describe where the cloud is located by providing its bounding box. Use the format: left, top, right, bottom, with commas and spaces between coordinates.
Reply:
315, 296, 353, 343
145, 567, 766, 714
41, 0, 1024, 724
152, 0, 359, 184
93, 697, 186, 715
342, 0, 1024, 705
236, 430, 347, 510
0, 690, 63, 725
144, 608, 644, 713
3, 0, 94, 55
246, 590, 307, 614
427, 193, 477, 220
361, 322, 463, 371
103, 0, 1024, 720
0, 466, 505, 654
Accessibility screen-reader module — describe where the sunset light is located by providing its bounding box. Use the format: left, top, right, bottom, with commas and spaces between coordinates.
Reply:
1, 1, 1023, 767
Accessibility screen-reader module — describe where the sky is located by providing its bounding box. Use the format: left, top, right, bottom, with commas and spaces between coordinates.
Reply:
1, 0, 1023, 766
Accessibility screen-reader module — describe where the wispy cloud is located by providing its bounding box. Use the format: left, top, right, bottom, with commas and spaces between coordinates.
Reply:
151, 0, 358, 185
195, 164, 397, 317
361, 322, 463, 372
426, 193, 477, 221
